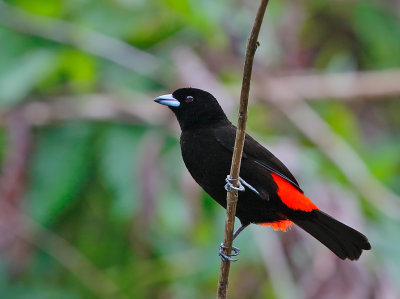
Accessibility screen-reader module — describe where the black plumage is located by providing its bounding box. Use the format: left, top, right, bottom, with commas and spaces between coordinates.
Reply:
154, 87, 371, 260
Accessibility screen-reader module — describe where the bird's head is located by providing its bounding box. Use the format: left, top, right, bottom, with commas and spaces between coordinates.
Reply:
154, 88, 229, 130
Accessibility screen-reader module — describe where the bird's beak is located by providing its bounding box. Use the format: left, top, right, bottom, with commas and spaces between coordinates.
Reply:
153, 94, 180, 107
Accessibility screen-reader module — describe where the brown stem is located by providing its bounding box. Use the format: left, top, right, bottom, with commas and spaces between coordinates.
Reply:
216, 1, 269, 298
0, 112, 32, 275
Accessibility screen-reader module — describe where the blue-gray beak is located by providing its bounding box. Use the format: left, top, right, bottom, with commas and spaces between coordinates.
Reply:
153, 94, 180, 107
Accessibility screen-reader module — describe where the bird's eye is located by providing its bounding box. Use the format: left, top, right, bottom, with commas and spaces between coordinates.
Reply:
185, 96, 194, 103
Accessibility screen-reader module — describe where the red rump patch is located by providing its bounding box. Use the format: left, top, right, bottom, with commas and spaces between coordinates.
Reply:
271, 173, 319, 212
260, 220, 293, 231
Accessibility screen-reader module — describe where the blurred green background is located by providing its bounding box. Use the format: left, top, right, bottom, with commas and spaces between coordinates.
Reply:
0, 0, 400, 298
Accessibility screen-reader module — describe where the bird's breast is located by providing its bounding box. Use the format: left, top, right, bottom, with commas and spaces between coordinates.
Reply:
180, 130, 231, 204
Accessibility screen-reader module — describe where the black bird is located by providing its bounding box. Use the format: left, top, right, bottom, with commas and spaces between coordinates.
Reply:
154, 88, 371, 261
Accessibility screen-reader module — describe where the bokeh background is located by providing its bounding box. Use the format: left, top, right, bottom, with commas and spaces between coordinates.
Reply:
1, 0, 400, 298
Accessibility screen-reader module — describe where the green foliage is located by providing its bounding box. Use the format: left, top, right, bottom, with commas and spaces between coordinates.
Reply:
14, 0, 62, 16
0, 49, 58, 107
353, 3, 400, 68
28, 123, 94, 225
0, 0, 399, 298
97, 125, 146, 219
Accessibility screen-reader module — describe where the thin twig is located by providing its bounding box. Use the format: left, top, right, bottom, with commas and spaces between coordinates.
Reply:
0, 94, 165, 126
260, 69, 400, 102
0, 112, 32, 274
217, 1, 269, 298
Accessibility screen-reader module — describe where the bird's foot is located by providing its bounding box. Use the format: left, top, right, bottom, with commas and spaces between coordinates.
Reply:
224, 175, 245, 192
219, 243, 240, 262
224, 175, 260, 196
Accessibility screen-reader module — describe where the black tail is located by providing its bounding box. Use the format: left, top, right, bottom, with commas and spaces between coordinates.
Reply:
292, 210, 371, 260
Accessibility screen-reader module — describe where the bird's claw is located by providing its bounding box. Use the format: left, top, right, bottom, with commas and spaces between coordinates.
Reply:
224, 175, 260, 196
224, 175, 245, 192
219, 243, 240, 262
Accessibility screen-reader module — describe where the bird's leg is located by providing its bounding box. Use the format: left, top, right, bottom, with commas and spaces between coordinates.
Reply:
239, 177, 260, 195
218, 224, 249, 262
233, 223, 249, 240
222, 175, 253, 261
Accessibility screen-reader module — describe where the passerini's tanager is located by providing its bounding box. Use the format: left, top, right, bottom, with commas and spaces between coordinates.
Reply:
154, 88, 371, 261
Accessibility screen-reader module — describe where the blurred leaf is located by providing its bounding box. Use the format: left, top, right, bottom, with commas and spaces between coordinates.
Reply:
40, 49, 96, 93
363, 138, 400, 190
156, 185, 186, 236
157, 0, 227, 46
72, 1, 138, 38
3, 285, 78, 299
0, 28, 40, 66
353, 4, 400, 68
14, 0, 62, 17
102, 65, 161, 91
371, 219, 400, 282
98, 125, 146, 220
325, 52, 357, 72
0, 49, 57, 107
313, 101, 361, 147
27, 123, 94, 225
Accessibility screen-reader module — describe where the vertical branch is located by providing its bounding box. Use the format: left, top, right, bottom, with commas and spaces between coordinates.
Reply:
216, 1, 270, 298
0, 112, 32, 275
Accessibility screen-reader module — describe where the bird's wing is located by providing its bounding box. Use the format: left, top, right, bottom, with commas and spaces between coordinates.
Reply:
214, 125, 303, 193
